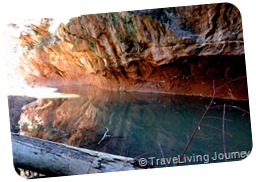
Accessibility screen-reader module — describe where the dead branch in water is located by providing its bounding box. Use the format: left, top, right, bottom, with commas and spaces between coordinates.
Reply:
97, 127, 110, 145
216, 76, 247, 90
200, 124, 232, 137
158, 143, 167, 167
222, 103, 227, 161
177, 80, 216, 165
204, 116, 233, 122
209, 105, 249, 114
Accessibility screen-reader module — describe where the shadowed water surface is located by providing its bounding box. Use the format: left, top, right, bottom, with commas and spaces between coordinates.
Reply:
16, 86, 252, 167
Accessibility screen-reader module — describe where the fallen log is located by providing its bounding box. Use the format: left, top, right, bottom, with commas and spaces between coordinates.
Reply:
11, 133, 141, 176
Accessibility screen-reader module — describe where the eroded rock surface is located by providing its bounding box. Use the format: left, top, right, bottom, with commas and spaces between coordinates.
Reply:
15, 3, 248, 100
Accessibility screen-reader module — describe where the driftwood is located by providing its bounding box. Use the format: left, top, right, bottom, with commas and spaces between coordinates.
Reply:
11, 133, 141, 176
97, 127, 110, 145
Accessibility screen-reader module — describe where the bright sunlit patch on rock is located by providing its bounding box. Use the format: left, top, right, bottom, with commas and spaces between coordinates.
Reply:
4, 19, 80, 99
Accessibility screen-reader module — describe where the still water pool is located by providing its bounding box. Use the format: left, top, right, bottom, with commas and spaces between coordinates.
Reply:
17, 86, 252, 167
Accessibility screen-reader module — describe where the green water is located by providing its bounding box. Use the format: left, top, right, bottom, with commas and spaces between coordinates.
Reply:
18, 86, 252, 167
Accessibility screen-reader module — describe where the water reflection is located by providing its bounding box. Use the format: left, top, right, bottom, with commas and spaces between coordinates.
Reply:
18, 86, 252, 166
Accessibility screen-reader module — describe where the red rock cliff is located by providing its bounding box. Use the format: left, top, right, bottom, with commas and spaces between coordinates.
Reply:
16, 3, 248, 100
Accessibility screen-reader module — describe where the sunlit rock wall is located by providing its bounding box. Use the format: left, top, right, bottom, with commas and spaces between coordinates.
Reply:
16, 3, 248, 100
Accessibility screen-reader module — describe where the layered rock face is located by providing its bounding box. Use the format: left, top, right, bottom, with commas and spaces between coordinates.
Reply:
17, 3, 248, 100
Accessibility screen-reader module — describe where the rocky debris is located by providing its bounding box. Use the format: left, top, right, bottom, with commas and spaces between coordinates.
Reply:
12, 3, 248, 100
8, 96, 36, 133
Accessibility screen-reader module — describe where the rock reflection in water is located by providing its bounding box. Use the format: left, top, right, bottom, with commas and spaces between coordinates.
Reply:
18, 86, 252, 163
